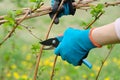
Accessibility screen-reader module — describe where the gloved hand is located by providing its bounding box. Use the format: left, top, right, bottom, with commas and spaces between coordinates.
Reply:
55, 28, 100, 66
50, 0, 76, 24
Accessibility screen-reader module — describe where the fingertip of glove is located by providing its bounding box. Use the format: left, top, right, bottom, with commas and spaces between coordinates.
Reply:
54, 46, 60, 55
49, 14, 59, 24
54, 18, 59, 24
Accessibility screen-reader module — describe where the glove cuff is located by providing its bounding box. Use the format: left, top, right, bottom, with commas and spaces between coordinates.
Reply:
89, 28, 102, 48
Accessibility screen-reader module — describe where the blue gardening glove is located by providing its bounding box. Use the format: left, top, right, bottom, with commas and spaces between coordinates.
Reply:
54, 28, 97, 66
49, 0, 76, 24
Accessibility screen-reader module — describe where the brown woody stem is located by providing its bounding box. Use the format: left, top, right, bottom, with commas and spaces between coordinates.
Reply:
0, 10, 30, 46
50, 56, 58, 80
85, 12, 103, 29
33, 0, 65, 80
95, 45, 114, 80
0, 1, 120, 25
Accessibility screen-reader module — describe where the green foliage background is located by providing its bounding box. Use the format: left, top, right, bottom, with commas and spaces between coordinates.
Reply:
0, 0, 120, 80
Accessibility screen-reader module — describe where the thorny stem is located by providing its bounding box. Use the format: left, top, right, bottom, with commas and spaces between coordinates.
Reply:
0, 3, 43, 46
50, 56, 58, 80
85, 12, 103, 29
33, 0, 65, 80
96, 45, 114, 80
31, 2, 44, 13
20, 24, 42, 41
0, 1, 120, 25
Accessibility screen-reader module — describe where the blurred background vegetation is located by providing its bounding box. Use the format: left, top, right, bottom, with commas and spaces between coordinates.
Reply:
0, 0, 120, 80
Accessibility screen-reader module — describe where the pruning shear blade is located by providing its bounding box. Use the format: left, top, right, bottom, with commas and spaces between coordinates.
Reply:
40, 38, 59, 50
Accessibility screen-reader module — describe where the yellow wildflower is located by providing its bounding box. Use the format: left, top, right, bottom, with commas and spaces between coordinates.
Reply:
112, 58, 117, 63
13, 72, 20, 79
60, 76, 64, 80
21, 74, 28, 79
82, 74, 87, 79
63, 61, 68, 65
65, 76, 71, 80
104, 61, 108, 66
26, 54, 31, 61
11, 64, 17, 69
6, 72, 11, 77
112, 58, 120, 66
117, 59, 120, 66
29, 78, 32, 80
90, 73, 95, 77
49, 62, 53, 67
93, 65, 100, 72
60, 76, 71, 80
44, 60, 50, 65
74, 66, 79, 69
22, 61, 27, 66
43, 59, 53, 67
104, 77, 110, 80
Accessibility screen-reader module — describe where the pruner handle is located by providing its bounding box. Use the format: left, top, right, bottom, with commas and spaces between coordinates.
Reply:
82, 59, 92, 69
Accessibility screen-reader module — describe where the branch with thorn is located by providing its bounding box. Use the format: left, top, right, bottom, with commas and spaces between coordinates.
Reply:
33, 0, 65, 79
0, 10, 30, 46
20, 24, 42, 41
0, 2, 43, 46
0, 1, 120, 25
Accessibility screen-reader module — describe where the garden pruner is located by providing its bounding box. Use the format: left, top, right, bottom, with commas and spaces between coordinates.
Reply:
40, 37, 92, 69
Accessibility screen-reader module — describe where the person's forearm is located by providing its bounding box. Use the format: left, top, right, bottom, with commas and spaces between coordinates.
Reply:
91, 21, 120, 46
